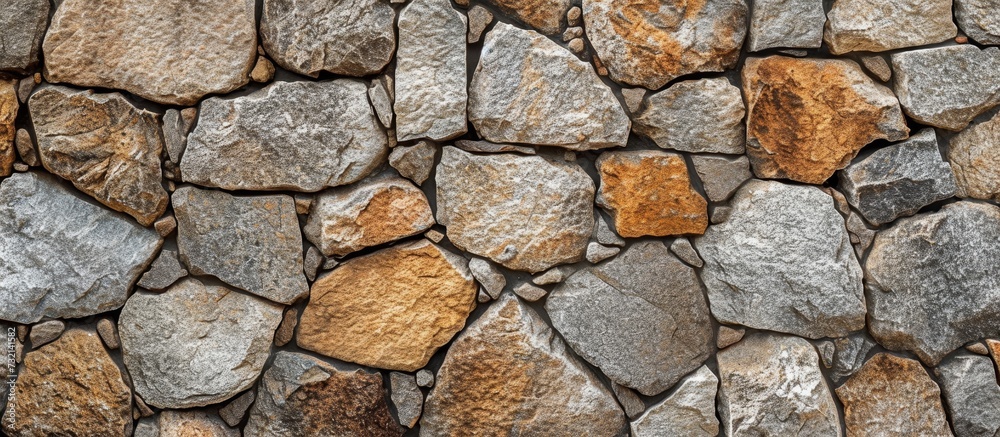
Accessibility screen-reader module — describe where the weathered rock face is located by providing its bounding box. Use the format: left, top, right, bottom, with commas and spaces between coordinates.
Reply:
824, 0, 956, 54
470, 23, 628, 151
747, 0, 825, 51
695, 180, 866, 339
297, 240, 476, 371
583, 0, 748, 90
484, 0, 569, 35
173, 186, 308, 305
0, 172, 162, 324
388, 141, 436, 185
436, 147, 594, 272
631, 78, 746, 154
743, 56, 909, 184
42, 0, 256, 105
891, 46, 1000, 131
157, 410, 239, 437
866, 201, 1000, 365
956, 0, 1000, 45
937, 353, 1000, 437
260, 0, 395, 77
119, 278, 283, 409
182, 80, 387, 192
0, 0, 49, 72
949, 111, 1000, 201
1, 329, 132, 437
691, 154, 752, 203
836, 353, 952, 436
244, 352, 403, 437
421, 293, 627, 435
832, 332, 876, 382
29, 85, 168, 226
630, 366, 719, 437
547, 241, 713, 396
0, 78, 16, 177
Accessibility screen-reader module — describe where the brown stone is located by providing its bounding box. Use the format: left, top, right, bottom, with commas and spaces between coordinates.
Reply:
249, 56, 275, 83
988, 339, 1000, 375
298, 240, 477, 371
597, 150, 707, 237
273, 308, 298, 347
219, 390, 256, 427
949, 110, 1000, 201
96, 319, 120, 350
483, 0, 570, 34
157, 410, 238, 437
742, 56, 909, 184
0, 78, 17, 177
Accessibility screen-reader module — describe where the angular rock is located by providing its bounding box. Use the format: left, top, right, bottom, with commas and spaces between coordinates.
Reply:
937, 353, 1000, 436
632, 78, 746, 154
584, 0, 747, 89
469, 23, 629, 151
956, 0, 1000, 45
15, 129, 37, 167
390, 372, 423, 428
691, 154, 752, 202
136, 249, 188, 292
389, 141, 436, 185
219, 391, 256, 428
0, 0, 49, 72
747, 0, 825, 51
421, 294, 626, 434
436, 147, 594, 272
743, 56, 909, 184
695, 180, 866, 339
832, 332, 875, 382
260, 0, 395, 77
157, 410, 239, 437
718, 334, 841, 436
512, 282, 547, 302
153, 216, 176, 237
42, 0, 256, 105
717, 326, 745, 349
0, 78, 17, 177
119, 278, 283, 408
483, 0, 568, 35
273, 308, 298, 347
162, 108, 195, 164
547, 241, 713, 396
468, 258, 506, 299
467, 6, 493, 43
949, 110, 1000, 201
860, 55, 892, 82
824, 0, 956, 54
533, 266, 572, 285
454, 139, 536, 155
0, 172, 162, 324
182, 80, 387, 191
369, 76, 393, 128
585, 242, 619, 263
866, 201, 1000, 364
610, 383, 645, 420
594, 213, 626, 247
28, 320, 64, 348
630, 366, 719, 437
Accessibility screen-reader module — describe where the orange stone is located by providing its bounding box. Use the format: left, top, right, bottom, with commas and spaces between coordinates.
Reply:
0, 78, 17, 177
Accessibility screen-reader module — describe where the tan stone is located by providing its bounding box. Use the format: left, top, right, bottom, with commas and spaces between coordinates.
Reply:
824, 0, 956, 55
484, 0, 570, 34
988, 339, 1000, 375
158, 410, 238, 437
0, 78, 17, 177
949, 111, 1000, 201
249, 56, 275, 83
298, 240, 477, 371
597, 150, 707, 238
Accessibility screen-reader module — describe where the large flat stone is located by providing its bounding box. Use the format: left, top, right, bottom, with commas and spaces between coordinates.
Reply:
631, 78, 745, 154
824, 0, 956, 54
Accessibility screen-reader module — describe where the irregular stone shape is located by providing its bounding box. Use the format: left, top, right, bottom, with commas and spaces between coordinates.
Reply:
747, 0, 825, 51
467, 6, 493, 43
303, 176, 434, 257
119, 278, 283, 408
42, 0, 256, 105
437, 147, 594, 272
468, 258, 506, 299
15, 128, 37, 167
416, 370, 434, 388
157, 410, 239, 437
597, 151, 707, 238
594, 213, 626, 247
937, 353, 1000, 436
695, 180, 866, 339
547, 241, 713, 396
513, 282, 548, 302
28, 320, 65, 348
273, 308, 298, 347
260, 0, 395, 77
298, 240, 476, 371
717, 326, 745, 349
30, 85, 168, 226
824, 0, 956, 54
610, 383, 645, 420
839, 129, 957, 225
389, 141, 436, 185
421, 294, 626, 434
454, 139, 536, 155
1, 329, 132, 437
584, 0, 747, 89
836, 353, 952, 436
182, 80, 388, 191
950, 111, 1000, 201
956, 0, 1000, 45
632, 78, 745, 154
891, 46, 1000, 131
219, 391, 256, 427
483, 0, 568, 34
0, 79, 17, 177
369, 77, 393, 127
245, 352, 403, 437
136, 249, 188, 292
469, 23, 629, 151
866, 201, 1000, 365
860, 55, 892, 82
743, 56, 909, 184
395, 0, 466, 141
585, 242, 619, 263
691, 154, 752, 202
717, 334, 842, 436
0, 0, 49, 72
390, 372, 423, 428
162, 108, 196, 164
0, 172, 162, 324
833, 333, 875, 382
96, 318, 120, 350
630, 366, 719, 437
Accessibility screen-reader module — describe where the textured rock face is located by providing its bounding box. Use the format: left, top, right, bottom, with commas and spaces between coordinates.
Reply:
743, 56, 909, 184
421, 294, 627, 435
390, 372, 423, 428
173, 186, 308, 305
583, 0, 748, 89
260, 0, 395, 77
0, 78, 16, 177
119, 278, 283, 409
630, 366, 719, 437
824, 0, 956, 54
244, 352, 403, 437
297, 240, 476, 371
892, 46, 1000, 131
42, 0, 256, 105
0, 172, 162, 324
747, 0, 825, 51
695, 180, 866, 339
691, 154, 752, 202
866, 201, 1000, 365
937, 354, 1000, 436
956, 0, 1000, 44
436, 147, 594, 272
632, 78, 745, 154
547, 241, 713, 396
483, 0, 569, 34
470, 23, 629, 150
182, 80, 387, 191
0, 0, 49, 72
1, 329, 132, 437
157, 411, 239, 437
29, 86, 168, 226
949, 111, 1000, 201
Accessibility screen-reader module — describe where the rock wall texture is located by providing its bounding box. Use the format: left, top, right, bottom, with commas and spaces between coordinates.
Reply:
1, 0, 1000, 435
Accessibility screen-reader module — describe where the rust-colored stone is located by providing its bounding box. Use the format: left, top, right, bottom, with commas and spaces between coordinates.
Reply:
483, 0, 570, 34
0, 78, 17, 177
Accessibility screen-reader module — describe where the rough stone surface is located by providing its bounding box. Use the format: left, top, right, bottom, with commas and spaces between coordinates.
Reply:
162, 108, 195, 165
219, 391, 256, 428
42, 0, 256, 105
157, 410, 238, 437
956, 0, 1000, 45
416, 370, 435, 388
469, 23, 629, 151
533, 266, 572, 285
182, 80, 388, 191
743, 56, 909, 184
949, 110, 1000, 201
96, 319, 120, 350
467, 6, 493, 43
15, 129, 37, 167
937, 353, 1000, 436
824, 0, 956, 54
28, 320, 64, 348
249, 57, 275, 83
594, 214, 626, 247
832, 333, 875, 382
389, 141, 436, 185
717, 326, 745, 349
137, 249, 188, 292
273, 308, 298, 347
610, 383, 645, 420
369, 77, 394, 128
691, 154, 752, 202
860, 55, 892, 82
436, 147, 594, 272
695, 180, 866, 339
585, 242, 619, 263
632, 78, 745, 154
390, 372, 423, 428
0, 78, 17, 177
483, 0, 568, 35
468, 258, 506, 299
513, 282, 548, 302
630, 366, 719, 437
748, 0, 825, 51
0, 0, 49, 72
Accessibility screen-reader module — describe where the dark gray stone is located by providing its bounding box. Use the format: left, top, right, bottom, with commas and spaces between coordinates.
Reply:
0, 0, 49, 72
136, 249, 188, 292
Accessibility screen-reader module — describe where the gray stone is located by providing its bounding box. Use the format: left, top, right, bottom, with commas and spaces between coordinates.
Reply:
469, 23, 629, 151
454, 140, 536, 155
695, 180, 866, 339
956, 0, 1000, 45
303, 246, 322, 282
585, 242, 619, 263
832, 332, 875, 381
717, 326, 745, 349
389, 141, 436, 185
610, 383, 645, 420
860, 55, 892, 82
824, 0, 956, 54
467, 6, 493, 43
949, 110, 1000, 201
817, 341, 835, 368
416, 370, 434, 388
594, 214, 625, 247
390, 372, 423, 428
633, 78, 745, 154
369, 77, 394, 128
28, 320, 65, 348
218, 390, 255, 427
845, 212, 876, 258
0, 0, 49, 72
162, 108, 195, 165
748, 0, 825, 51
937, 353, 1000, 436
691, 154, 752, 202
513, 282, 548, 302
669, 237, 703, 268
137, 249, 188, 292
468, 258, 506, 299
182, 80, 388, 191
173, 186, 308, 305
157, 410, 239, 437
547, 241, 713, 396
630, 366, 719, 437
134, 418, 158, 437
0, 172, 162, 324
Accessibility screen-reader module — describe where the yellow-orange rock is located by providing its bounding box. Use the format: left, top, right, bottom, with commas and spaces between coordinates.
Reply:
596, 150, 707, 238
0, 78, 17, 177
484, 0, 570, 35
